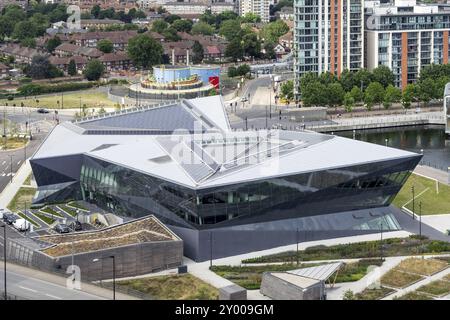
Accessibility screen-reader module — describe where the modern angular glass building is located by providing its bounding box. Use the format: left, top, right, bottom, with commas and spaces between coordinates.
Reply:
30, 96, 422, 261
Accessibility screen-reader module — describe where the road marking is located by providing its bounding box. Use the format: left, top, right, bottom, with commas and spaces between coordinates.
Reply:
45, 293, 62, 300
17, 161, 21, 165
1, 161, 5, 165
18, 286, 38, 293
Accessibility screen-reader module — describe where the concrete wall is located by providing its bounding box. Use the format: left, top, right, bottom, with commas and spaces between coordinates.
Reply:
1, 237, 183, 281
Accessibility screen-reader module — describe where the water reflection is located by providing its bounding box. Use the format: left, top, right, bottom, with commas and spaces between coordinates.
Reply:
336, 125, 450, 171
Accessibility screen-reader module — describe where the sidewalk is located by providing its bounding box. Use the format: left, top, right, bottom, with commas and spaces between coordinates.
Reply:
414, 165, 449, 185
0, 160, 32, 208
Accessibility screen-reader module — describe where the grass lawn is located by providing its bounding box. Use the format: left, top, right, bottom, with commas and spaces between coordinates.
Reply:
444, 274, 450, 281
381, 269, 423, 289
243, 236, 450, 264
7, 187, 36, 212
392, 173, 450, 215
60, 205, 78, 217
68, 201, 88, 211
23, 173, 32, 186
16, 211, 40, 228
394, 291, 434, 300
41, 207, 64, 218
118, 274, 218, 300
355, 287, 395, 300
32, 211, 55, 225
396, 258, 448, 276
0, 137, 28, 150
0, 91, 116, 110
334, 259, 384, 283
417, 280, 450, 297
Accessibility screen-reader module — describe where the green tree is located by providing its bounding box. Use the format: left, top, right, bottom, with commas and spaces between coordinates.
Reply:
302, 81, 327, 107
326, 82, 345, 108
0, 16, 15, 38
192, 41, 204, 64
260, 20, 289, 43
151, 19, 168, 33
280, 80, 294, 103
227, 66, 237, 77
225, 38, 244, 61
68, 59, 77, 76
343, 92, 355, 113
237, 64, 251, 77
164, 14, 181, 24
402, 83, 416, 109
263, 42, 276, 60
83, 59, 104, 81
97, 39, 114, 53
162, 27, 181, 41
383, 84, 402, 109
26, 55, 58, 79
172, 19, 193, 32
343, 290, 355, 300
219, 19, 242, 41
339, 69, 355, 92
46, 36, 61, 53
91, 4, 101, 18
353, 69, 373, 91
364, 82, 384, 109
127, 34, 163, 69
191, 22, 215, 35
242, 32, 261, 58
13, 20, 37, 40
372, 65, 395, 88
242, 12, 261, 23
350, 86, 363, 103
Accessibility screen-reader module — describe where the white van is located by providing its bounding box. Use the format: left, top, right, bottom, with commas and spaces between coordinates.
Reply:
13, 218, 31, 232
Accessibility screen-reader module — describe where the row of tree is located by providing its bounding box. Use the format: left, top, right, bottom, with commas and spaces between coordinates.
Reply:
298, 64, 450, 110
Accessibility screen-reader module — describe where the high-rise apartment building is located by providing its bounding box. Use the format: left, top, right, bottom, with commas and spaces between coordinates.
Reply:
293, 0, 364, 94
240, 0, 270, 23
365, 0, 450, 89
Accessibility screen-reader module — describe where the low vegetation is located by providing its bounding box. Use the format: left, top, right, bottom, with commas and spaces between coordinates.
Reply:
334, 259, 383, 283
23, 173, 32, 186
16, 211, 40, 227
396, 258, 448, 276
417, 280, 450, 297
393, 173, 450, 215
243, 236, 450, 264
60, 205, 78, 217
0, 137, 28, 150
7, 187, 36, 212
68, 201, 88, 211
354, 287, 395, 300
118, 274, 218, 300
394, 291, 433, 300
41, 207, 64, 218
33, 211, 56, 225
381, 269, 423, 289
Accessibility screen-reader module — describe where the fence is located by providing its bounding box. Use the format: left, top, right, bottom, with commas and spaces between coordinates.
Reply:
418, 159, 450, 173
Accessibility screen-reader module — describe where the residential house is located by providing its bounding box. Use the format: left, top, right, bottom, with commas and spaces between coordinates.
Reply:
49, 56, 88, 74
54, 43, 103, 59
0, 44, 46, 64
72, 30, 138, 50
98, 52, 132, 71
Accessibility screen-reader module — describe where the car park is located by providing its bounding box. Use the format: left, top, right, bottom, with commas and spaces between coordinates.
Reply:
13, 219, 31, 232
54, 223, 70, 234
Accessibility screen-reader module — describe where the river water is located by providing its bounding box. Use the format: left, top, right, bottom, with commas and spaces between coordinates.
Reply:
336, 125, 450, 171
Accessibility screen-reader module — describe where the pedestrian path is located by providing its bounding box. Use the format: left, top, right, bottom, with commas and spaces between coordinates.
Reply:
0, 160, 32, 208
414, 165, 449, 185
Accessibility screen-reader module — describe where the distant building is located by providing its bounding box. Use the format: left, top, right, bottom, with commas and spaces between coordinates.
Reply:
0, 44, 46, 64
365, 0, 450, 89
240, 0, 270, 23
49, 56, 88, 74
98, 51, 132, 71
163, 2, 236, 16
278, 6, 294, 21
54, 43, 103, 59
80, 19, 125, 30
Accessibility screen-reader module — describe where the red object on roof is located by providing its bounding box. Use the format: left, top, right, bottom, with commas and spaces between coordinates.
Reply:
206, 46, 221, 55
209, 76, 219, 89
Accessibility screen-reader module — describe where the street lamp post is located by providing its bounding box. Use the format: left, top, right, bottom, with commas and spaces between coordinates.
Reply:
93, 255, 116, 300
419, 201, 422, 239
296, 226, 299, 266
380, 221, 384, 261
209, 231, 213, 268
411, 186, 415, 220
1, 224, 6, 300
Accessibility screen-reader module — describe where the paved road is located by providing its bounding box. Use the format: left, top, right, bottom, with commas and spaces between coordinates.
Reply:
0, 268, 104, 300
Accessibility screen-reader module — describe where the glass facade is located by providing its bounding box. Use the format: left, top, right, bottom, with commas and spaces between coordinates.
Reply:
31, 153, 421, 230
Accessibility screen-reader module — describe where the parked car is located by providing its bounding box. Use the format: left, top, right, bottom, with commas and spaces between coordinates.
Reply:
54, 223, 70, 234
0, 208, 5, 219
3, 213, 16, 225
13, 219, 30, 232
69, 220, 82, 231
240, 97, 248, 102
37, 108, 49, 114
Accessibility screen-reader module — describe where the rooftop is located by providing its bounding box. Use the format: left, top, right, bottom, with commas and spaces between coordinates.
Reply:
38, 215, 179, 257
31, 96, 420, 190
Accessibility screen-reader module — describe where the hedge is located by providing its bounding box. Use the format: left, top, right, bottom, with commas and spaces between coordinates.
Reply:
17, 82, 98, 96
